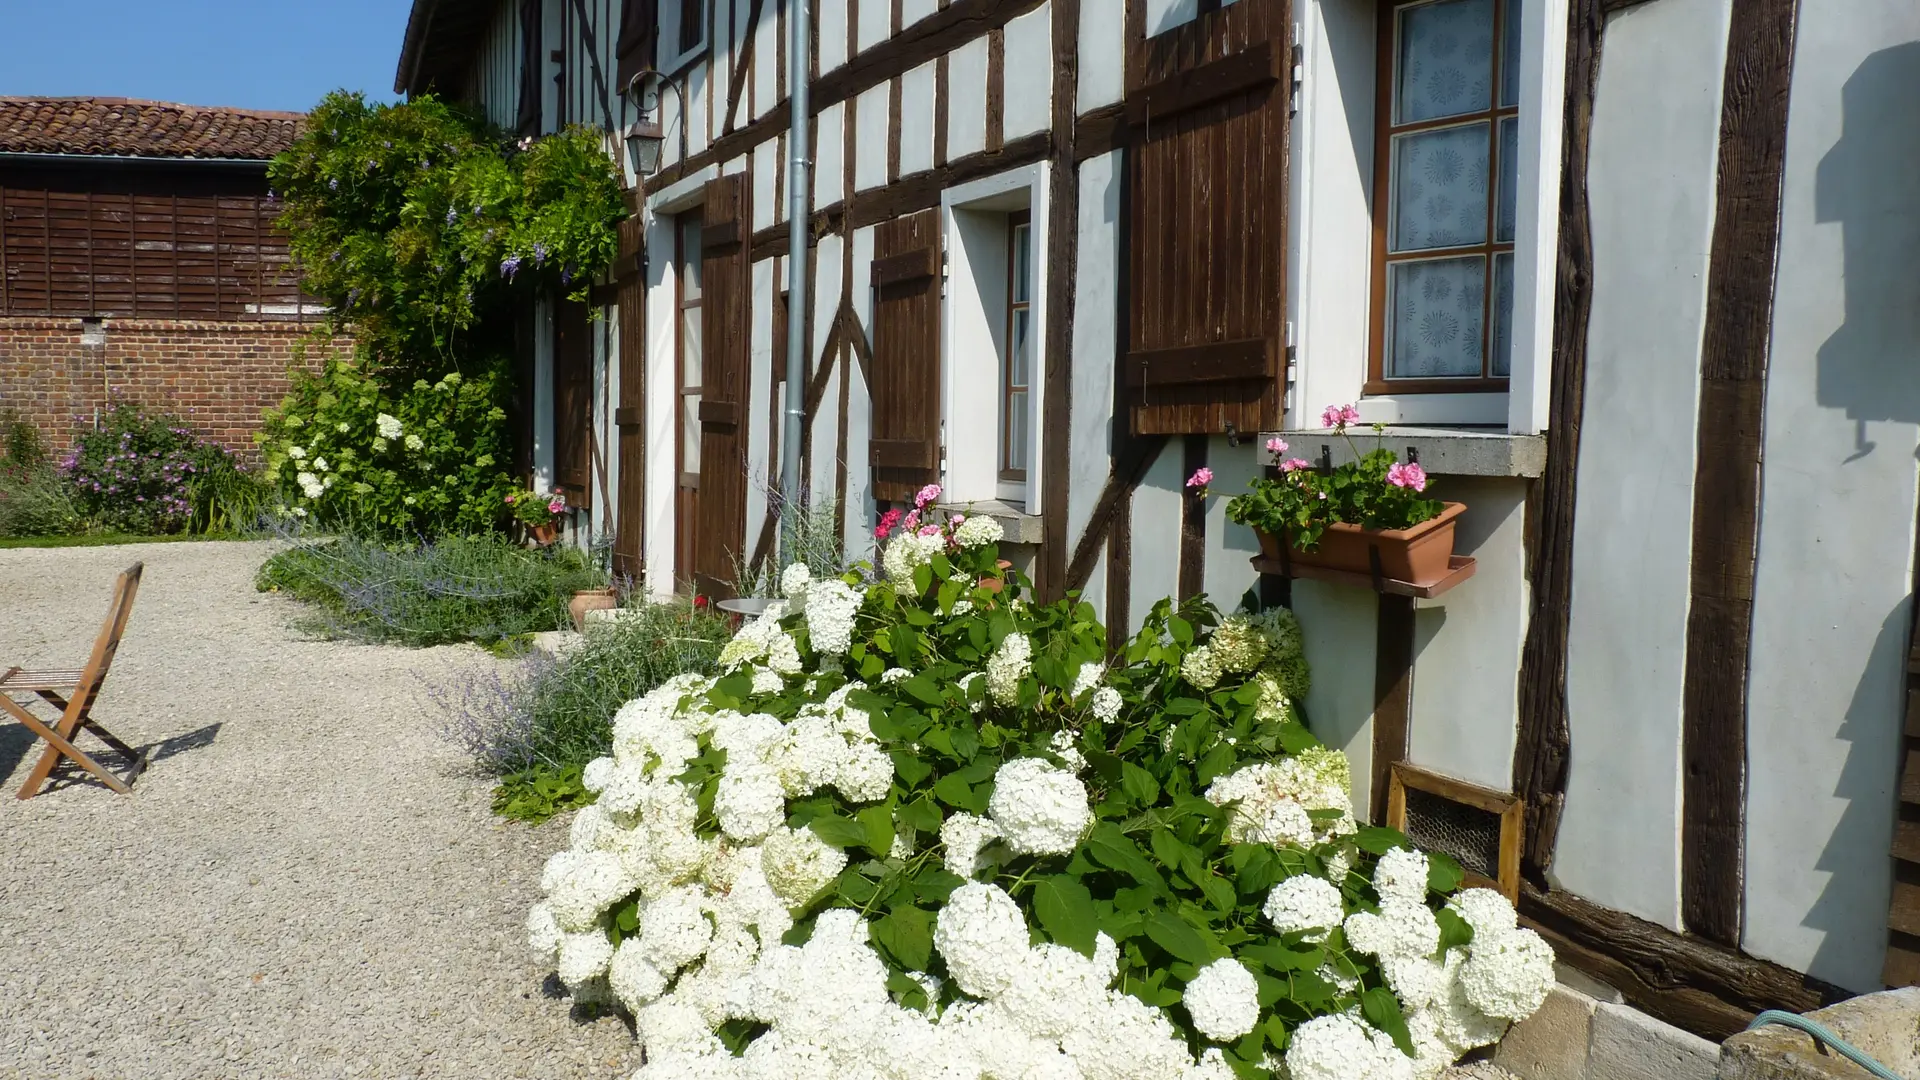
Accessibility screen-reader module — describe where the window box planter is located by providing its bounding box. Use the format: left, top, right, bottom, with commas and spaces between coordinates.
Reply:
1257, 501, 1468, 587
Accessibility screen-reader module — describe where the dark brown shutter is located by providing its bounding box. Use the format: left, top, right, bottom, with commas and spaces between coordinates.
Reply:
616, 0, 660, 87
869, 208, 942, 503
517, 0, 543, 136
1124, 2, 1290, 436
694, 175, 750, 596
612, 214, 647, 581
553, 296, 593, 504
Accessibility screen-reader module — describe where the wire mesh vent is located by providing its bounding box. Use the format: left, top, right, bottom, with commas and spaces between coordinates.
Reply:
1402, 785, 1503, 881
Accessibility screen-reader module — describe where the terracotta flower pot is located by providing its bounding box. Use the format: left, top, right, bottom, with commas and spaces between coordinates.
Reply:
570, 587, 618, 632
530, 522, 559, 547
976, 559, 1014, 594
1259, 502, 1467, 585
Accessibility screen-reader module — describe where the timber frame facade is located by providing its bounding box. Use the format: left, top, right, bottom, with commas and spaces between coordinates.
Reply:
397, 0, 1920, 1037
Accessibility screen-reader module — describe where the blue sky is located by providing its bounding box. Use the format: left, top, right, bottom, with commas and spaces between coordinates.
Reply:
0, 0, 413, 113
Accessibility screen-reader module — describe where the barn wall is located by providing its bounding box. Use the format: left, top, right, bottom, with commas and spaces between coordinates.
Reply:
1551, 0, 1729, 930
1740, 0, 1920, 991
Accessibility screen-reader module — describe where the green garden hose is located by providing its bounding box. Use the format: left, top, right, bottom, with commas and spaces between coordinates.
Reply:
1744, 1009, 1905, 1080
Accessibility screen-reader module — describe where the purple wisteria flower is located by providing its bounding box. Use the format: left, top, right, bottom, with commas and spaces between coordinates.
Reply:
531, 241, 550, 267
500, 255, 523, 280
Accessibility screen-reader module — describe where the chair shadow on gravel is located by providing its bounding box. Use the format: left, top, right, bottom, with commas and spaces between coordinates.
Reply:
28, 722, 223, 797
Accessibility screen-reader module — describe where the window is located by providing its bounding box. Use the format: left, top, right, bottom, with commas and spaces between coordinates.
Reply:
679, 0, 705, 54
1368, 0, 1521, 393
676, 215, 703, 485
1001, 211, 1033, 483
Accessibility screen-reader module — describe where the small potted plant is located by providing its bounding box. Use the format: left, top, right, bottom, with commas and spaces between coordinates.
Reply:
1215, 404, 1465, 585
507, 488, 567, 547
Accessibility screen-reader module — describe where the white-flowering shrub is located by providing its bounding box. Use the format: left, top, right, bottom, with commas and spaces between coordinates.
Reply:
526, 522, 1552, 1080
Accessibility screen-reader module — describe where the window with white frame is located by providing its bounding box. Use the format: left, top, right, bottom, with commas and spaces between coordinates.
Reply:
661, 0, 708, 70
1368, 0, 1521, 394
1001, 210, 1034, 485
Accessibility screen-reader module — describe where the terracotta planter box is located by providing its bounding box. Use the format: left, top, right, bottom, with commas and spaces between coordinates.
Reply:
570, 588, 618, 632
1258, 502, 1467, 585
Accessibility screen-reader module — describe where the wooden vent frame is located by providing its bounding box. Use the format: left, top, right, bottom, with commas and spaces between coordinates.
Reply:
1386, 763, 1523, 902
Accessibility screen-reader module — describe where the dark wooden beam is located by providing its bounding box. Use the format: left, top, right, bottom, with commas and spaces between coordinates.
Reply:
1036, 0, 1080, 604
1177, 434, 1207, 601
1371, 595, 1415, 824
1679, 0, 1801, 947
1521, 886, 1841, 1041
1511, 0, 1605, 885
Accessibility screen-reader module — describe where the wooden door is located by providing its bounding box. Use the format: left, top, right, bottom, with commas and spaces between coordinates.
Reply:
613, 214, 646, 582
553, 296, 593, 508
693, 175, 750, 597
869, 209, 942, 503
1125, 0, 1291, 436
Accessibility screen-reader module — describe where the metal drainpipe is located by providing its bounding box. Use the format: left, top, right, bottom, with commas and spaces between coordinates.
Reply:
779, 0, 813, 567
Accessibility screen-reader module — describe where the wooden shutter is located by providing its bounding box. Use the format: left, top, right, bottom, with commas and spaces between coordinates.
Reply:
554, 296, 593, 504
616, 0, 659, 87
1124, 1, 1290, 436
517, 0, 543, 136
694, 175, 750, 596
869, 209, 942, 503
613, 214, 647, 581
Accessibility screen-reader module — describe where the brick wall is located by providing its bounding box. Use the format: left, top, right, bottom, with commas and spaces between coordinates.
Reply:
0, 317, 351, 465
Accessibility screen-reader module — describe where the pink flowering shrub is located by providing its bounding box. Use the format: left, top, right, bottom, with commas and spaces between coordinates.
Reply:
1220, 407, 1443, 550
64, 403, 249, 535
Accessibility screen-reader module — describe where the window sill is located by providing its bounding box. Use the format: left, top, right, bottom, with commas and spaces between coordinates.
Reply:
1260, 427, 1546, 479
937, 499, 1045, 544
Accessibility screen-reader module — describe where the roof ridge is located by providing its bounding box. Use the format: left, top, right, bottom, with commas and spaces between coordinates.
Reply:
0, 95, 307, 121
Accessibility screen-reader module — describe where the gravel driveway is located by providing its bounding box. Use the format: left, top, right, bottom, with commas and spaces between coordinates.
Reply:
0, 541, 639, 1080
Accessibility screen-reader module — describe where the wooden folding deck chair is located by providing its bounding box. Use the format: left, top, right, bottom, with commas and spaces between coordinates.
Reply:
1, 562, 147, 799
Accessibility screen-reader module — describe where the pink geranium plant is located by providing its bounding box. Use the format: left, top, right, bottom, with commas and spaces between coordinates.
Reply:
1220, 404, 1442, 550
506, 487, 568, 529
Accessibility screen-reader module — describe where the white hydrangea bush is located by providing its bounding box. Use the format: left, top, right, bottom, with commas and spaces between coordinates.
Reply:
528, 511, 1552, 1079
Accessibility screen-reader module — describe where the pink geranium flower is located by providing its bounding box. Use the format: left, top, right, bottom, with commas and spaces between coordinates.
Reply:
874, 507, 903, 539
902, 509, 920, 532
1278, 457, 1313, 474
548, 498, 567, 514
918, 524, 941, 537
914, 483, 943, 509
1185, 467, 1213, 490
1320, 403, 1362, 430
1265, 437, 1288, 457
1387, 461, 1429, 492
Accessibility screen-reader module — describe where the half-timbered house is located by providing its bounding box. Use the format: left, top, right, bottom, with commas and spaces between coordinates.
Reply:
394, 0, 1920, 1037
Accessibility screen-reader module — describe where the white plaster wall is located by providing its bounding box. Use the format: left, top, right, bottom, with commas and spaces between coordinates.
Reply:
856, 85, 890, 191
710, 0, 732, 141
1293, 0, 1376, 427
811, 363, 843, 514
1077, 0, 1125, 112
1002, 4, 1053, 141
901, 62, 937, 177
644, 214, 681, 597
1143, 0, 1198, 39
945, 207, 1009, 505
1068, 152, 1121, 548
686, 56, 711, 157
1407, 476, 1526, 793
746, 258, 777, 555
843, 358, 874, 556
533, 295, 555, 491
948, 37, 990, 160
1079, 549, 1108, 627
902, 0, 938, 32
857, 0, 889, 54
815, 103, 847, 210
755, 0, 781, 120
1293, 582, 1377, 819
851, 227, 876, 334
819, 0, 848, 73
1201, 442, 1261, 609
1742, 0, 1920, 991
753, 140, 780, 231
1129, 445, 1184, 636
1550, 0, 1728, 930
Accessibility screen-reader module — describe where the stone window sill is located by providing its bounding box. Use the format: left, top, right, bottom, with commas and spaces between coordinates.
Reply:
937, 499, 1045, 544
1260, 427, 1546, 478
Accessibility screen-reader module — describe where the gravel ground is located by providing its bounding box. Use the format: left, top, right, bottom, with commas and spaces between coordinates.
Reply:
0, 541, 641, 1080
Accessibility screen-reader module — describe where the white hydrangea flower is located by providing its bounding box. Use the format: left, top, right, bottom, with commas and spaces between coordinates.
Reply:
958, 671, 985, 713
1090, 686, 1123, 723
547, 850, 636, 932
950, 599, 975, 618
286, 445, 306, 459
1263, 873, 1346, 940
985, 632, 1032, 706
1285, 1013, 1413, 1080
296, 470, 324, 499
1459, 927, 1555, 1022
780, 562, 811, 600
375, 413, 403, 439
940, 813, 1003, 878
994, 937, 1121, 1041
1324, 849, 1353, 887
1383, 948, 1462, 1012
988, 758, 1091, 856
750, 667, 784, 694
715, 760, 787, 842
1373, 847, 1430, 904
1182, 959, 1259, 1042
610, 938, 670, 1011
765, 631, 804, 675
639, 884, 715, 974
760, 825, 847, 905
1070, 661, 1106, 699
1058, 988, 1198, 1080
882, 531, 943, 586
1180, 645, 1222, 690
1208, 617, 1272, 674
711, 711, 786, 761
312, 456, 330, 472
881, 667, 912, 684
1049, 728, 1088, 774
1447, 887, 1518, 941
805, 577, 862, 655
404, 432, 425, 451
834, 741, 895, 803
1203, 750, 1352, 845
1188, 1048, 1240, 1080
1344, 896, 1441, 962
933, 883, 1033, 998
581, 755, 617, 793
556, 930, 615, 989
954, 514, 1005, 548
526, 901, 563, 957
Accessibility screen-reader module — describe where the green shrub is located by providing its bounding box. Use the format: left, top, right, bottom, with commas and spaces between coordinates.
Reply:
257, 533, 607, 646
0, 418, 82, 538
259, 354, 515, 537
62, 403, 255, 535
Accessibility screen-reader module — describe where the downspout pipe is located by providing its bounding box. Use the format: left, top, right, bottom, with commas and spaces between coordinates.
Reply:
779, 0, 813, 567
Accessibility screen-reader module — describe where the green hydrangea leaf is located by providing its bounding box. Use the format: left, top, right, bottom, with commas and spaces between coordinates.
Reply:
1034, 874, 1100, 956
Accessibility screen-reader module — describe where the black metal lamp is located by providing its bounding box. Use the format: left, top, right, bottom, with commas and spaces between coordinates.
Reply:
622, 71, 682, 178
